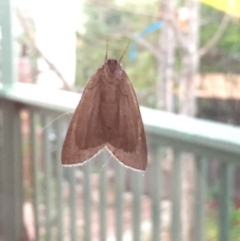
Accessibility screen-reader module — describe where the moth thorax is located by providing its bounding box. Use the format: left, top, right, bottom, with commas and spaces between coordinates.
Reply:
100, 83, 119, 103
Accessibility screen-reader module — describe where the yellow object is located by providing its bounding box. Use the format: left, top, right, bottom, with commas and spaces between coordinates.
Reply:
201, 0, 240, 18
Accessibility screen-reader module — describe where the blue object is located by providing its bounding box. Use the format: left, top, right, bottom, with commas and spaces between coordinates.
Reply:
129, 21, 163, 61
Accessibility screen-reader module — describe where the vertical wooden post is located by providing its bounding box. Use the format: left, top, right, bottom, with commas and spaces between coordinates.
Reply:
1, 101, 24, 241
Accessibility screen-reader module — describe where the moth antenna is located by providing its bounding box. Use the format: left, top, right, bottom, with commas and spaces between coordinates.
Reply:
105, 36, 109, 62
119, 39, 130, 63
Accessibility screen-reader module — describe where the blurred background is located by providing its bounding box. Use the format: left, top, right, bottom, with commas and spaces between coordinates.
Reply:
0, 0, 240, 240
16, 0, 240, 121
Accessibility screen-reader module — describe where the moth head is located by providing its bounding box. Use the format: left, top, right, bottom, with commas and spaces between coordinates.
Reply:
104, 59, 122, 75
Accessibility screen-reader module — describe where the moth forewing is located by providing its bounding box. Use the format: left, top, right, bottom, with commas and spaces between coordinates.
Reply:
61, 72, 105, 164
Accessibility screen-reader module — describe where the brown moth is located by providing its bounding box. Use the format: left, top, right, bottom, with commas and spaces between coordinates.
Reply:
61, 45, 148, 171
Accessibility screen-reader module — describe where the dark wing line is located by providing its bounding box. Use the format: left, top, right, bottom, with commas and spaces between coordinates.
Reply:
61, 69, 106, 165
